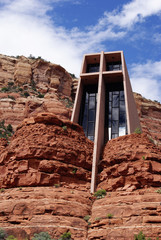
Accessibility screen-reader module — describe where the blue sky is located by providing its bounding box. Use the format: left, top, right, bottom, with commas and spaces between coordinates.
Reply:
0, 0, 161, 102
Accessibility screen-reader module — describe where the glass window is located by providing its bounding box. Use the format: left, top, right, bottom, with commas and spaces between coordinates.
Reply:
106, 87, 127, 141
89, 109, 95, 121
79, 85, 98, 141
112, 120, 118, 133
88, 122, 95, 135
112, 133, 119, 139
120, 91, 124, 100
109, 92, 112, 101
119, 112, 126, 126
119, 127, 126, 136
89, 96, 95, 109
106, 62, 122, 71
112, 95, 119, 107
87, 63, 99, 73
112, 108, 119, 121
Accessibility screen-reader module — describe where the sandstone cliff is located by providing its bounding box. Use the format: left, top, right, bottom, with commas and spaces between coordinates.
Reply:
0, 112, 160, 240
0, 54, 77, 130
0, 54, 161, 240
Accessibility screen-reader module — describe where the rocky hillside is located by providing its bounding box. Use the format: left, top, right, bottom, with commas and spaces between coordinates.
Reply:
0, 54, 161, 240
0, 54, 78, 131
0, 113, 160, 240
134, 93, 161, 147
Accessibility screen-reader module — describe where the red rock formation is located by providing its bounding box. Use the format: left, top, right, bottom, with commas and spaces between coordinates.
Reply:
0, 112, 94, 239
88, 188, 161, 240
0, 112, 93, 189
0, 187, 92, 240
134, 93, 161, 147
0, 54, 161, 240
98, 133, 161, 192
0, 54, 73, 130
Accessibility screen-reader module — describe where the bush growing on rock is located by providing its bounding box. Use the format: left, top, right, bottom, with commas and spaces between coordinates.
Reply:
58, 232, 71, 240
6, 235, 17, 240
0, 228, 6, 239
134, 231, 159, 240
94, 189, 106, 199
32, 232, 53, 240
134, 127, 141, 134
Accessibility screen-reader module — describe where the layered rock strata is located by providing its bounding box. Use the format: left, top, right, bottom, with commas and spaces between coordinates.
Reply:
88, 188, 161, 240
0, 112, 93, 239
98, 133, 161, 191
0, 112, 93, 189
0, 54, 73, 130
134, 93, 161, 147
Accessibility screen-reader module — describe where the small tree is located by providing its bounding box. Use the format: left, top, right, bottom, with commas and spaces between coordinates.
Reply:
7, 124, 13, 133
134, 231, 146, 240
0, 228, 7, 240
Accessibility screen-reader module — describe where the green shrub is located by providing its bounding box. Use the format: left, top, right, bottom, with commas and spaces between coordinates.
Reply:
142, 156, 145, 160
54, 184, 60, 188
72, 168, 77, 174
69, 73, 76, 78
0, 188, 5, 193
18, 87, 23, 92
95, 217, 101, 221
134, 127, 141, 134
0, 228, 6, 239
134, 231, 146, 240
0, 120, 13, 140
7, 124, 13, 133
1, 87, 9, 92
94, 189, 106, 199
107, 213, 113, 219
24, 91, 30, 97
84, 215, 91, 222
37, 93, 44, 98
59, 231, 71, 240
8, 82, 14, 86
6, 235, 17, 240
8, 95, 15, 100
155, 188, 161, 194
62, 126, 67, 131
134, 231, 157, 240
32, 232, 52, 240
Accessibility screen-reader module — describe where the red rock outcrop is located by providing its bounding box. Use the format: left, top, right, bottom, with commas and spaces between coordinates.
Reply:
0, 112, 93, 189
0, 54, 74, 130
88, 188, 161, 240
0, 54, 72, 97
134, 93, 161, 147
0, 112, 93, 239
0, 187, 92, 240
98, 133, 161, 192
86, 133, 161, 240
0, 115, 161, 239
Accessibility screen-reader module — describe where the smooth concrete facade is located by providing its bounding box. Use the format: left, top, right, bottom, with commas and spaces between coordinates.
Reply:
71, 51, 141, 193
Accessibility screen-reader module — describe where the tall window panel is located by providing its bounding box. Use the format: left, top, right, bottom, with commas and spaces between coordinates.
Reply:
79, 85, 98, 141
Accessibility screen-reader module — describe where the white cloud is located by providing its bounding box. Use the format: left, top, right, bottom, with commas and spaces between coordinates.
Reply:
130, 61, 161, 102
0, 0, 161, 83
105, 0, 161, 28
0, 0, 126, 76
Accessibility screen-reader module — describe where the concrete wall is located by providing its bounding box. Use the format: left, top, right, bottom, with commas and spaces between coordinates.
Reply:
121, 52, 141, 133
